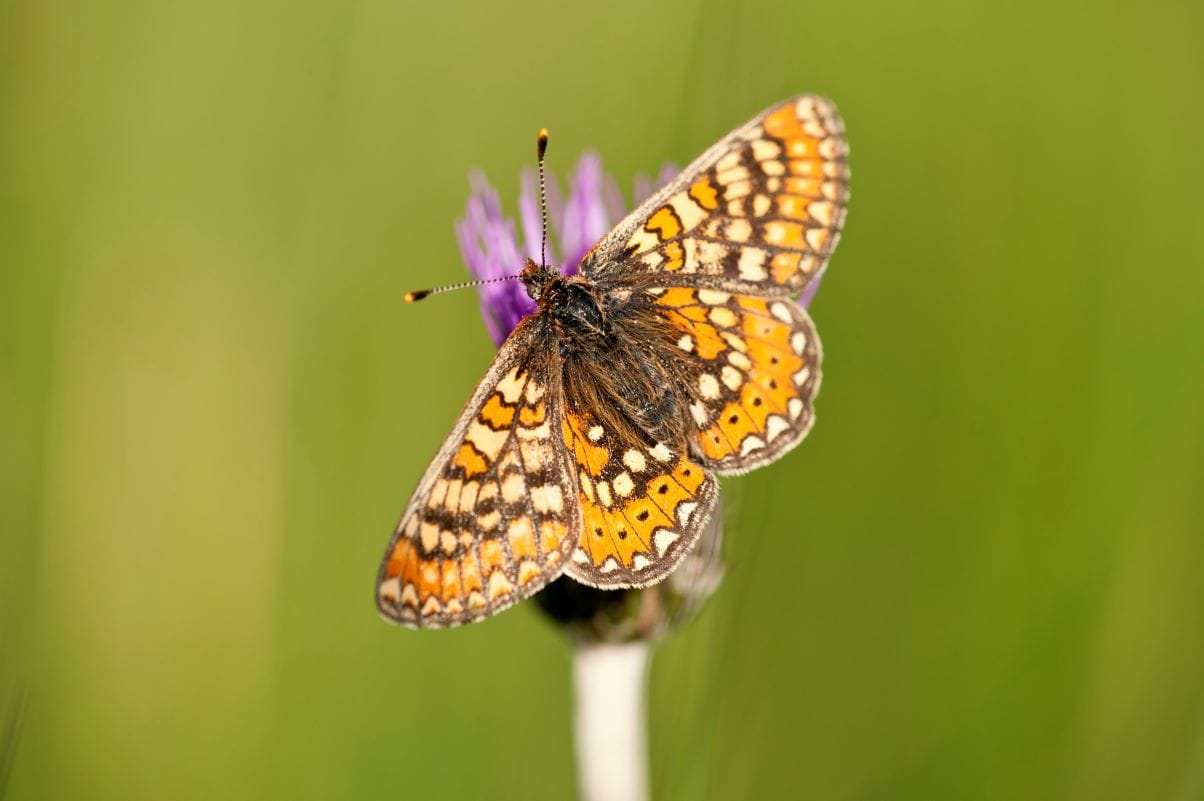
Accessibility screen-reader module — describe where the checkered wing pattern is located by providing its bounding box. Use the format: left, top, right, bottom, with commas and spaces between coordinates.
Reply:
582, 95, 848, 296
376, 321, 579, 628
560, 408, 719, 588
650, 287, 822, 474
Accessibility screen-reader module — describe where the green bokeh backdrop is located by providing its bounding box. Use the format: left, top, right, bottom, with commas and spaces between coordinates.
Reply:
2, 0, 1203, 799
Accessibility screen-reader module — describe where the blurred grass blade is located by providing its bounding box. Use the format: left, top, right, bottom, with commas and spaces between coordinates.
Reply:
0, 689, 27, 799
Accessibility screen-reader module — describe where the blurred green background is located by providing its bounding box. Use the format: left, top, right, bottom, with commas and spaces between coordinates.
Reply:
2, 0, 1203, 798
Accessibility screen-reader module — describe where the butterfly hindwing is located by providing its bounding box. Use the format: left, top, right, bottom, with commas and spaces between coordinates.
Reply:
376, 320, 580, 628
561, 409, 718, 588
582, 95, 848, 296
650, 286, 822, 475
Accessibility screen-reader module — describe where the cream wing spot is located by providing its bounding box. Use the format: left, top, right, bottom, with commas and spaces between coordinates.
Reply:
740, 435, 766, 456
709, 306, 738, 327
738, 247, 768, 281
466, 420, 507, 459
524, 381, 545, 404
805, 228, 829, 251
501, 472, 525, 503
697, 240, 727, 271
379, 577, 401, 604
751, 139, 781, 160
721, 365, 743, 391
697, 289, 731, 305
487, 570, 514, 601
613, 472, 634, 498
519, 438, 546, 470
420, 522, 439, 553
716, 151, 742, 171
458, 481, 479, 513
443, 479, 463, 511
725, 218, 752, 243
653, 529, 679, 556
401, 583, 420, 607
808, 201, 834, 226
727, 350, 752, 370
766, 415, 790, 442
669, 195, 707, 231
699, 373, 721, 400
623, 449, 647, 472
516, 421, 551, 440
530, 484, 564, 513
495, 369, 525, 403
722, 331, 748, 352
649, 443, 673, 462
428, 479, 449, 509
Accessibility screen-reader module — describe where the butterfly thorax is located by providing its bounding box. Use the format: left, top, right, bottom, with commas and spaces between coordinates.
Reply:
528, 272, 699, 456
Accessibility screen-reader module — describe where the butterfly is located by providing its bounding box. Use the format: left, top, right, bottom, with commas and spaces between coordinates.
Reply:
377, 95, 848, 627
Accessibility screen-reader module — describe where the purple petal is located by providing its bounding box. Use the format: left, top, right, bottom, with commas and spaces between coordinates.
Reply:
560, 153, 610, 269
798, 266, 826, 309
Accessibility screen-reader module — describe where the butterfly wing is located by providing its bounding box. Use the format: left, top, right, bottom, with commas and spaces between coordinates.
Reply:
376, 319, 580, 627
651, 286, 822, 475
581, 95, 848, 296
560, 406, 719, 588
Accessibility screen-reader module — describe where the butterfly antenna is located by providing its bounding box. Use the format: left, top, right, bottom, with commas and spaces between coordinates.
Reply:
404, 274, 522, 304
537, 127, 549, 268
406, 129, 550, 305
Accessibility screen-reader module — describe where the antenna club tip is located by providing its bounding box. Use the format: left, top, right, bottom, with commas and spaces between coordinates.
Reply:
404, 290, 428, 303
537, 128, 549, 157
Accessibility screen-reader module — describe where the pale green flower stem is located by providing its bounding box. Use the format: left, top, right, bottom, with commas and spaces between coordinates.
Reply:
572, 642, 651, 801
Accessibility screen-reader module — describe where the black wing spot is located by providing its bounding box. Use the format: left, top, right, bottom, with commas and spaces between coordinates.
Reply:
657, 484, 669, 495
636, 510, 650, 521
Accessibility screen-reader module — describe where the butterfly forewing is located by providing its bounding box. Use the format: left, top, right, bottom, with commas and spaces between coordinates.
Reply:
376, 320, 580, 628
582, 95, 848, 296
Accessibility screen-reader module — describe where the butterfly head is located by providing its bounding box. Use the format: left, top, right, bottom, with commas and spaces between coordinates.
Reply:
520, 257, 559, 301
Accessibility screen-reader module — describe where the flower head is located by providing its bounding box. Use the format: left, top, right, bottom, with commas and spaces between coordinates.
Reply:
455, 154, 679, 347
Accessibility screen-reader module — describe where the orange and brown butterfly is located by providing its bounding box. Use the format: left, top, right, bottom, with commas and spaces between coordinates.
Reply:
377, 95, 848, 627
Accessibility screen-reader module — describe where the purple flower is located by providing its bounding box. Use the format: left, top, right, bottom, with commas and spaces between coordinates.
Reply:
455, 154, 823, 347
455, 153, 681, 347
